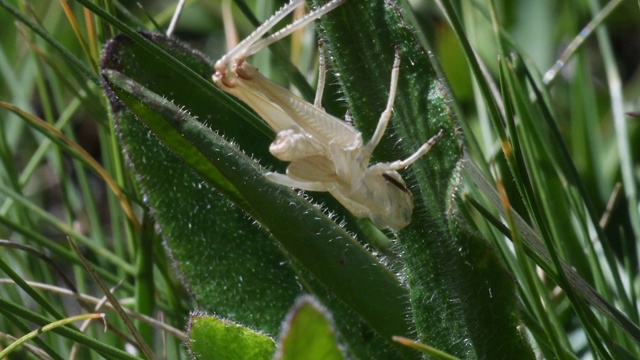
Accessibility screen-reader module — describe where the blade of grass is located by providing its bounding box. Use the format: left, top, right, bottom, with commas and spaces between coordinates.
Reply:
0, 101, 140, 229
0, 297, 140, 360
0, 313, 105, 359
68, 237, 154, 360
0, 0, 98, 84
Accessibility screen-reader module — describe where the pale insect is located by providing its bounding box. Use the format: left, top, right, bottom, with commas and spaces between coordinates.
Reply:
213, 0, 443, 230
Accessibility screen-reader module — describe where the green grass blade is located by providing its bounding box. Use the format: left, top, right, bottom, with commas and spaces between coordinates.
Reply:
0, 298, 140, 360
314, 1, 534, 358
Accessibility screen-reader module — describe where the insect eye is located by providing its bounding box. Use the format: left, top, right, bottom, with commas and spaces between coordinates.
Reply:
382, 173, 410, 193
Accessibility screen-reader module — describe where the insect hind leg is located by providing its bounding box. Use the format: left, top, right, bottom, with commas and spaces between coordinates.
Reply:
214, 0, 346, 86
242, 0, 346, 60
215, 0, 304, 74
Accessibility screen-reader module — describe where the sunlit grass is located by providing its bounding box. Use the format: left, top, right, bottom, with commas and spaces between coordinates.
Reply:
0, 0, 638, 358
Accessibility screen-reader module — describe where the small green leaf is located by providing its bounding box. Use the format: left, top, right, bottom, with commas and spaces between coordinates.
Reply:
274, 296, 344, 360
187, 314, 275, 360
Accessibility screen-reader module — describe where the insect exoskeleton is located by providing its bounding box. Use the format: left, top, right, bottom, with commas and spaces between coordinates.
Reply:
212, 0, 443, 230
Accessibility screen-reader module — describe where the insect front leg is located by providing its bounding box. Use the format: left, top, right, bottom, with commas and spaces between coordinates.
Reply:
266, 173, 328, 192
269, 127, 326, 161
363, 50, 401, 158
368, 129, 444, 173
268, 154, 337, 192
314, 40, 327, 108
